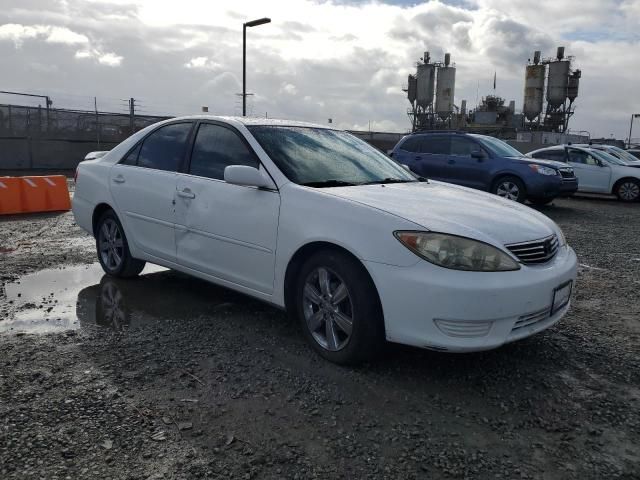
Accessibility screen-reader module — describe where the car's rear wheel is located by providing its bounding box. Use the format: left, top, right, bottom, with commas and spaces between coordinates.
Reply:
96, 210, 145, 278
295, 250, 384, 365
492, 176, 526, 202
614, 179, 640, 202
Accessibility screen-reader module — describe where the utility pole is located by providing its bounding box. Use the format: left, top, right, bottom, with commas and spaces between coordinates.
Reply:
129, 98, 135, 134
629, 114, 640, 149
94, 97, 100, 148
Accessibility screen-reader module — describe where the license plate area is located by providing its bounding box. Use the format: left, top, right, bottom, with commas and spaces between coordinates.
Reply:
552, 280, 573, 314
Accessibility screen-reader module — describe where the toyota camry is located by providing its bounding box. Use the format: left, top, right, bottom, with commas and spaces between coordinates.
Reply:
73, 116, 577, 364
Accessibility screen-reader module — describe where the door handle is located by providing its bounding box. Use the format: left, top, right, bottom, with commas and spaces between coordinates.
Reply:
177, 189, 196, 199
112, 175, 125, 184
448, 159, 456, 165
415, 156, 421, 161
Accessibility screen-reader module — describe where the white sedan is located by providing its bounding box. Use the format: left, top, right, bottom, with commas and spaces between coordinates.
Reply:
528, 145, 640, 202
73, 116, 577, 364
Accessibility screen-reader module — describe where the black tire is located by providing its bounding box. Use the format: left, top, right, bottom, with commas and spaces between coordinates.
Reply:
614, 179, 640, 202
295, 250, 384, 365
528, 197, 554, 206
491, 176, 526, 203
95, 210, 145, 278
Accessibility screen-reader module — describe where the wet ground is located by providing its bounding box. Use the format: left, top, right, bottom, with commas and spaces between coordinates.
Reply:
1, 194, 639, 479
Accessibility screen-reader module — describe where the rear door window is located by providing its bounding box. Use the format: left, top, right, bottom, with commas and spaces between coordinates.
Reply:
137, 122, 193, 172
568, 149, 598, 165
421, 136, 450, 154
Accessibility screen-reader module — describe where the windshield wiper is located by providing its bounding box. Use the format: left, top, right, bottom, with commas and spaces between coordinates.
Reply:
299, 180, 358, 188
360, 178, 418, 185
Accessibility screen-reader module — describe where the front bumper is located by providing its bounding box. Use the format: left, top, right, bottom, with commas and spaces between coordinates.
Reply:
559, 178, 579, 196
365, 245, 577, 352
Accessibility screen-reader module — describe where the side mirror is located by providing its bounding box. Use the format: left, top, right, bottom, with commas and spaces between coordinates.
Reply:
224, 165, 274, 189
471, 149, 485, 160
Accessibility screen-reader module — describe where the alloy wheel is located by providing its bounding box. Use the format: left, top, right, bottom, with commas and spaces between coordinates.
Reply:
98, 219, 124, 271
302, 267, 354, 351
496, 181, 520, 201
619, 182, 640, 201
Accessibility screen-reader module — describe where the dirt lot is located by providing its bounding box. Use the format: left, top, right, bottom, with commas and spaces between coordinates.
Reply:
1, 194, 639, 479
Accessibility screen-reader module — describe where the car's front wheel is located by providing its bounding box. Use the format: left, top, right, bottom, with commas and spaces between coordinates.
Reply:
295, 250, 384, 365
492, 176, 526, 202
614, 179, 640, 202
96, 210, 146, 278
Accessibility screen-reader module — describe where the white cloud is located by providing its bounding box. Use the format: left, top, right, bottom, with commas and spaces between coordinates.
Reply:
280, 83, 297, 95
45, 26, 89, 44
75, 48, 122, 66
97, 52, 122, 66
184, 56, 221, 70
0, 23, 88, 46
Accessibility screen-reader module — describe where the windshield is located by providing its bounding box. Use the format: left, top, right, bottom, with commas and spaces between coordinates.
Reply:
247, 126, 417, 186
475, 135, 524, 158
590, 149, 627, 166
607, 145, 640, 163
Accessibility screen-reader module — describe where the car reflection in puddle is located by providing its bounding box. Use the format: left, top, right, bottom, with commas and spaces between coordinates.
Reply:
2, 263, 258, 334
76, 270, 252, 331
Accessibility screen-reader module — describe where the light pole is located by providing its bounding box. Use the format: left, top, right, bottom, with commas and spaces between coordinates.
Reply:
629, 114, 640, 148
243, 17, 271, 117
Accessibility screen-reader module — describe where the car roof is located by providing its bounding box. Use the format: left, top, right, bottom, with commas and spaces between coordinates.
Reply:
168, 115, 333, 130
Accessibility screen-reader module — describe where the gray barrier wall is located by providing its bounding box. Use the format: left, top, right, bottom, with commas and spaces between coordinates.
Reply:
0, 138, 120, 170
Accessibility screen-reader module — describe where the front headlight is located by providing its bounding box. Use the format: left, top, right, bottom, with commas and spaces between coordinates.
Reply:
394, 232, 520, 271
528, 164, 559, 176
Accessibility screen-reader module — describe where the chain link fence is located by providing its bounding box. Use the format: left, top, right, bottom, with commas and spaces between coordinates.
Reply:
0, 104, 171, 170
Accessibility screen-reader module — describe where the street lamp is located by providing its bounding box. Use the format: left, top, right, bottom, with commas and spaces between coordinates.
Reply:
243, 17, 271, 116
629, 114, 640, 148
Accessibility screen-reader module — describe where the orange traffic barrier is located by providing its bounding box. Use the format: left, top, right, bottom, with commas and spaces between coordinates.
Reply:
0, 177, 22, 214
0, 175, 71, 215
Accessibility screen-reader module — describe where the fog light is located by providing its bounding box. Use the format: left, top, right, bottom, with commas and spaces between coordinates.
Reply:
434, 319, 493, 338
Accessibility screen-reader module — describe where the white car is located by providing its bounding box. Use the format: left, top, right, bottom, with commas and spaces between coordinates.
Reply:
573, 144, 640, 165
528, 145, 640, 202
73, 116, 577, 364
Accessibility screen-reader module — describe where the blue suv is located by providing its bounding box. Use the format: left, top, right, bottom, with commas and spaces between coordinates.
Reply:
390, 132, 578, 205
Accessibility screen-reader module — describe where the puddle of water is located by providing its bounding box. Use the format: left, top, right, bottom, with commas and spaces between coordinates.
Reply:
2, 264, 164, 334
1, 262, 255, 335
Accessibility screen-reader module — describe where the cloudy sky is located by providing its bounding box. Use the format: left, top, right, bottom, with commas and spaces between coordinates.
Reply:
0, 0, 639, 139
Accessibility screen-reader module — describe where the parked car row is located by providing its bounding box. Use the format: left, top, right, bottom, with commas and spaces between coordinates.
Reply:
528, 145, 640, 202
390, 131, 640, 203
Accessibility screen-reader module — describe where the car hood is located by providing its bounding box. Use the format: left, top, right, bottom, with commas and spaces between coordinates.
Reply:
510, 156, 567, 169
323, 181, 559, 246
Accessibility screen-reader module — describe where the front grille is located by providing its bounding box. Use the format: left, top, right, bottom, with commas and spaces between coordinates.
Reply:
512, 307, 551, 332
506, 234, 559, 264
559, 168, 575, 179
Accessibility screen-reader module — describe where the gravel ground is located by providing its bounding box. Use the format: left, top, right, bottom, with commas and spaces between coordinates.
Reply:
1, 194, 639, 479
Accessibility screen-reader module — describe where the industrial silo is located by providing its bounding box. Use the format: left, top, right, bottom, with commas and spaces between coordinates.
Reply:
568, 70, 581, 103
523, 51, 546, 121
416, 63, 436, 108
435, 53, 455, 120
407, 74, 417, 104
546, 47, 570, 108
